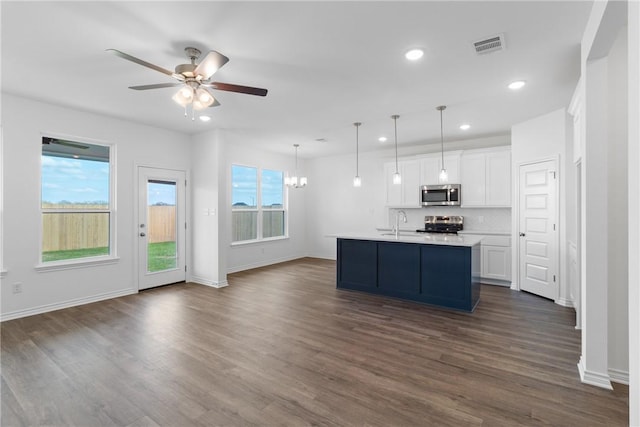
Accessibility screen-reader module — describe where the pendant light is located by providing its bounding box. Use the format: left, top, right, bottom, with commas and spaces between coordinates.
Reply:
285, 144, 307, 188
353, 122, 362, 187
391, 114, 401, 185
436, 105, 448, 183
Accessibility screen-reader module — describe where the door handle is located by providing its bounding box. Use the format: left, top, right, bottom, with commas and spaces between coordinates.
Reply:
139, 232, 146, 237
519, 232, 526, 237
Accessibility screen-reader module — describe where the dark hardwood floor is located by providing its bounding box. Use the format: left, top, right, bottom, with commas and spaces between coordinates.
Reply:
1, 258, 628, 426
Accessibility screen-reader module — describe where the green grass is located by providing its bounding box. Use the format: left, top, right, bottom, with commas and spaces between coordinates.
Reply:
42, 246, 109, 262
42, 241, 176, 272
147, 241, 177, 272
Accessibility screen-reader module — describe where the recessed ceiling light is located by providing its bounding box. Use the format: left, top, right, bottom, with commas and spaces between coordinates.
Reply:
508, 80, 526, 90
459, 124, 471, 130
405, 48, 424, 61
199, 115, 211, 122
378, 136, 388, 143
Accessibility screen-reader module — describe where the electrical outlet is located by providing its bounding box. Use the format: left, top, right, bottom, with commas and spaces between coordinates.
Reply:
12, 282, 22, 294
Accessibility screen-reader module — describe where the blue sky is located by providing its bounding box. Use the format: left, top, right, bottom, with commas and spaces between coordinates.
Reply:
41, 156, 109, 204
232, 166, 283, 207
147, 182, 176, 206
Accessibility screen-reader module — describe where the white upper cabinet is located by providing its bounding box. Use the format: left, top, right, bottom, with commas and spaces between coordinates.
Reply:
460, 153, 486, 206
461, 147, 511, 207
485, 150, 511, 206
384, 159, 421, 207
419, 152, 461, 185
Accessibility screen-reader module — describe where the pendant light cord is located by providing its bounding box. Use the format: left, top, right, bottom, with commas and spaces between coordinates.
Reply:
437, 106, 446, 170
440, 109, 444, 167
392, 115, 399, 173
354, 122, 361, 176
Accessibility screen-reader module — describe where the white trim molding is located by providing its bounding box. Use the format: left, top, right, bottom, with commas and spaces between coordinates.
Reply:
555, 297, 574, 308
608, 368, 629, 385
226, 255, 305, 274
191, 276, 229, 289
577, 356, 613, 390
1, 288, 136, 322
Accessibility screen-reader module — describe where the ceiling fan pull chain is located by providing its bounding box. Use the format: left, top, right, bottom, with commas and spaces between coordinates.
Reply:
184, 105, 187, 117
191, 104, 195, 121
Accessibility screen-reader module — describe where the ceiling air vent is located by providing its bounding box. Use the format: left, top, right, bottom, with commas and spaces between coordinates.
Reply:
473, 33, 505, 55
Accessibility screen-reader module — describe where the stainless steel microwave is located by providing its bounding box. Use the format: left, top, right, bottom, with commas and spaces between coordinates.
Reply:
420, 184, 461, 207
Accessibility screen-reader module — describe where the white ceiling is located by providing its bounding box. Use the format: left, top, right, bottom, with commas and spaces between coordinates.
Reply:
1, 1, 592, 158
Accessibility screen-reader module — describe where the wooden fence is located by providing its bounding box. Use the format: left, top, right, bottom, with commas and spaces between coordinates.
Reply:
42, 205, 176, 251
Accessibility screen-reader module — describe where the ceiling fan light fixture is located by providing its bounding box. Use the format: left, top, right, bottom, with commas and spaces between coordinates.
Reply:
195, 87, 215, 107
172, 86, 194, 107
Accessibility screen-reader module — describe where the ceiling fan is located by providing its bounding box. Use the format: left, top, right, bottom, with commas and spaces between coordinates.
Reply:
107, 47, 268, 118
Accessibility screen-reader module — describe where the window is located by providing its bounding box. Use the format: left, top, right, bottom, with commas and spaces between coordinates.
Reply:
232, 165, 286, 243
41, 137, 113, 263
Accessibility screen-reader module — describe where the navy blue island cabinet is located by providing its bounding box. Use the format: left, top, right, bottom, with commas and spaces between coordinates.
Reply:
336, 238, 481, 312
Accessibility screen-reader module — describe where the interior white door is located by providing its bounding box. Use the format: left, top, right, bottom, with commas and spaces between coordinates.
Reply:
519, 160, 558, 300
138, 167, 186, 290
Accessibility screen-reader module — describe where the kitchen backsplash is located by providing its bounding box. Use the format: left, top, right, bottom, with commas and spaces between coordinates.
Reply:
386, 207, 511, 233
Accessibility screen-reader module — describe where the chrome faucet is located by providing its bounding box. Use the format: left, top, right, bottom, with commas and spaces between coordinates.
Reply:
394, 210, 408, 238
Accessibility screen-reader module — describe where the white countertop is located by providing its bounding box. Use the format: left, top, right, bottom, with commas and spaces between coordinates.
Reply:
327, 232, 483, 247
458, 230, 510, 236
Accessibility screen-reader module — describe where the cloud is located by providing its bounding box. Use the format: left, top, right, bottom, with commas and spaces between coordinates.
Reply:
71, 187, 98, 193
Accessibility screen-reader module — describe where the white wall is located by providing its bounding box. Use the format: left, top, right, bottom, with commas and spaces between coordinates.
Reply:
223, 132, 308, 273
627, 2, 640, 423
575, 0, 630, 391
511, 108, 570, 302
190, 129, 227, 287
305, 135, 511, 260
0, 94, 191, 320
606, 25, 629, 384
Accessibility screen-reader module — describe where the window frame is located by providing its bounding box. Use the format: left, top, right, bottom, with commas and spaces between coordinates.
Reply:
36, 134, 118, 271
231, 164, 288, 245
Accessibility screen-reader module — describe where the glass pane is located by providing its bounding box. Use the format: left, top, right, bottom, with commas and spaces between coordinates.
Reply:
232, 211, 258, 242
232, 165, 257, 208
42, 212, 109, 262
262, 169, 283, 208
147, 181, 177, 272
263, 211, 285, 238
41, 139, 110, 209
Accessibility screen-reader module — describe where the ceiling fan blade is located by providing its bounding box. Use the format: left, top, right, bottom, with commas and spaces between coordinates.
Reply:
194, 50, 230, 80
210, 82, 268, 97
211, 98, 221, 107
129, 83, 182, 90
107, 49, 183, 80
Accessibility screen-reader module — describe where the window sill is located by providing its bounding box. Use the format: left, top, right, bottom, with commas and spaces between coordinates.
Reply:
231, 236, 289, 247
35, 256, 120, 272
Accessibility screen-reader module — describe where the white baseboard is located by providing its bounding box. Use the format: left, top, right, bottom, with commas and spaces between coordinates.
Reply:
555, 297, 574, 308
1, 288, 137, 322
191, 275, 228, 288
480, 278, 511, 287
226, 255, 306, 274
608, 368, 630, 385
577, 357, 614, 389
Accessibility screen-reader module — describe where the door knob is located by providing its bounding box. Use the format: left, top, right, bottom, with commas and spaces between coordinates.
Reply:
139, 232, 146, 237
519, 232, 526, 237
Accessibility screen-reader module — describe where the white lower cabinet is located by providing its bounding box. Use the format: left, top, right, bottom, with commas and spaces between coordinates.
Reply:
463, 234, 511, 285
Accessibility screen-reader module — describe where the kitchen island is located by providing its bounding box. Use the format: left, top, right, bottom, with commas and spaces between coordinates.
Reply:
330, 232, 482, 312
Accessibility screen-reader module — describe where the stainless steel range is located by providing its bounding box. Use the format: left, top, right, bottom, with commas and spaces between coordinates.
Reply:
416, 215, 463, 234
